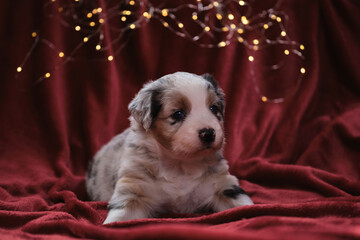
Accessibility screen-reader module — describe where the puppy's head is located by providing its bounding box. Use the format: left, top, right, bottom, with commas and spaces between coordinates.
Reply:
129, 72, 225, 159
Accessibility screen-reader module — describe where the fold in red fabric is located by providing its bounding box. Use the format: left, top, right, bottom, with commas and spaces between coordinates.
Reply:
0, 0, 359, 239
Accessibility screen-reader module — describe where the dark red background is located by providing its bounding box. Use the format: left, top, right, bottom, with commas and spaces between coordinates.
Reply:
1, 0, 360, 239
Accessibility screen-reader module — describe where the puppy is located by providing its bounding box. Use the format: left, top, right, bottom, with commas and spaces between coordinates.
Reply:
86, 72, 253, 224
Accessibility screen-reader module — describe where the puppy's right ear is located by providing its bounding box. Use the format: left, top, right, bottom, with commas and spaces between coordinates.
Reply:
128, 82, 163, 131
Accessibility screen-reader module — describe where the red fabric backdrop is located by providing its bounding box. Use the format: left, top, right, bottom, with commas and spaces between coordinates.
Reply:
1, 0, 360, 239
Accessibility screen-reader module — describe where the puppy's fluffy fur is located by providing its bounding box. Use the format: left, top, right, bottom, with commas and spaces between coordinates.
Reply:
86, 72, 253, 224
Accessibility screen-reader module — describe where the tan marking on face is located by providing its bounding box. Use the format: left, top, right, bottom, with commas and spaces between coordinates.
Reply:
151, 90, 191, 151
206, 86, 224, 120
161, 90, 191, 117
206, 89, 218, 107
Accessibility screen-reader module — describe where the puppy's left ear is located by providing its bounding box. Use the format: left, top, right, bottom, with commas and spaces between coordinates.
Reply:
128, 82, 163, 131
202, 73, 219, 89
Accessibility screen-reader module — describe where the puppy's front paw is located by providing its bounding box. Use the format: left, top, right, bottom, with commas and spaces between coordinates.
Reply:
213, 183, 253, 212
103, 207, 149, 224
223, 185, 247, 199
223, 185, 253, 206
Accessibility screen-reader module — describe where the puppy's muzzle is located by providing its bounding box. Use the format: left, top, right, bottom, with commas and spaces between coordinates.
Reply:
198, 128, 215, 145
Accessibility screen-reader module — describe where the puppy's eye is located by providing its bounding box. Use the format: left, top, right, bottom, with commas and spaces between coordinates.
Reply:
210, 105, 219, 115
171, 110, 186, 121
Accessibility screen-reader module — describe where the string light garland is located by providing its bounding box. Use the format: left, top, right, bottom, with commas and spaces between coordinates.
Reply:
16, 0, 306, 103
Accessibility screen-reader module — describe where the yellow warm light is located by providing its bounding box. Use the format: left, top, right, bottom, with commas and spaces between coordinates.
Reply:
218, 41, 226, 47
238, 37, 244, 43
32, 32, 37, 37
192, 14, 198, 20
216, 13, 222, 20
162, 9, 168, 17
108, 56, 114, 61
300, 68, 306, 74
241, 16, 249, 25
284, 49, 290, 55
59, 52, 64, 58
178, 23, 184, 28
263, 24, 269, 29
204, 26, 210, 32
96, 45, 101, 50
253, 39, 259, 45
237, 28, 244, 34
248, 56, 254, 62
261, 96, 268, 102
83, 37, 89, 42
75, 26, 81, 31
90, 22, 95, 27
99, 18, 104, 24
228, 14, 234, 20
130, 24, 136, 29
129, 0, 135, 5
300, 44, 305, 50
281, 31, 286, 37
17, 67, 22, 72
87, 13, 93, 18
45, 73, 51, 78
143, 12, 151, 19
239, 1, 245, 6
121, 16, 126, 22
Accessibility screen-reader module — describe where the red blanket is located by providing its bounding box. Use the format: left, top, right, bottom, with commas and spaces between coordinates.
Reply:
1, 0, 359, 239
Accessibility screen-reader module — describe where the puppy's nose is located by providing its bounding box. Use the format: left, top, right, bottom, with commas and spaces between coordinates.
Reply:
198, 128, 215, 144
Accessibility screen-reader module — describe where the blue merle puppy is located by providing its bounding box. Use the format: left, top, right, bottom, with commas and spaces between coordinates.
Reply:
86, 72, 253, 224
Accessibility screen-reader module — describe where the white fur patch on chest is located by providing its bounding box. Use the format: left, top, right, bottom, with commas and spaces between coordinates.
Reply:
163, 175, 198, 198
157, 165, 214, 213
161, 176, 200, 212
